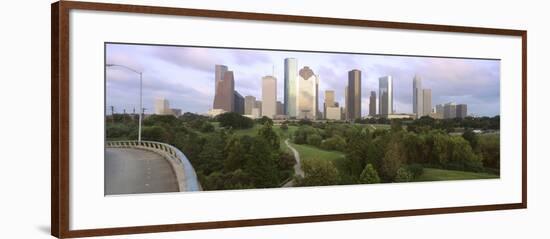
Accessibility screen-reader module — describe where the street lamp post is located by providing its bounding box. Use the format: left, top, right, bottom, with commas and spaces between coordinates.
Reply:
106, 64, 143, 143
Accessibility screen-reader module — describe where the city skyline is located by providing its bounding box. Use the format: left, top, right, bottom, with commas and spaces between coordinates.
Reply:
106, 43, 500, 117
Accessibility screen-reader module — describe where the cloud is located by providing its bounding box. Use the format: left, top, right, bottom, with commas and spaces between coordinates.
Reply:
106, 44, 501, 117
151, 46, 220, 73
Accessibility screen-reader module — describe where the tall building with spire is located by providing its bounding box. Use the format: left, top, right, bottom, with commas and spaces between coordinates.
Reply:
347, 69, 362, 120
297, 66, 318, 119
379, 76, 393, 115
284, 58, 298, 117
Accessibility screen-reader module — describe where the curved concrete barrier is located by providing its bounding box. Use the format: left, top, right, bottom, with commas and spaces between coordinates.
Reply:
106, 140, 201, 192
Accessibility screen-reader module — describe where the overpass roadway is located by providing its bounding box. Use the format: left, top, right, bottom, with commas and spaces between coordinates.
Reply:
105, 148, 179, 195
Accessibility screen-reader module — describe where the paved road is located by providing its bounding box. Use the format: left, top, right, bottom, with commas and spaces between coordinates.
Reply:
105, 148, 179, 195
283, 139, 303, 187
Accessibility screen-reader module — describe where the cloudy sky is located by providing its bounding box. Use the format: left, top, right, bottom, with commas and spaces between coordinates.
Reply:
106, 43, 500, 117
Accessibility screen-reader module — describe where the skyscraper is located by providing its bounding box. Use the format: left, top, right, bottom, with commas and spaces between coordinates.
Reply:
344, 85, 348, 120
413, 75, 423, 117
213, 65, 234, 112
154, 97, 170, 115
276, 101, 284, 115
297, 66, 318, 119
255, 100, 262, 116
284, 58, 298, 117
233, 91, 244, 115
324, 90, 335, 119
316, 78, 320, 119
436, 104, 444, 114
456, 104, 468, 118
443, 102, 457, 119
369, 91, 376, 116
379, 76, 393, 115
262, 75, 277, 118
244, 96, 256, 115
422, 89, 432, 117
347, 70, 362, 120
214, 65, 228, 92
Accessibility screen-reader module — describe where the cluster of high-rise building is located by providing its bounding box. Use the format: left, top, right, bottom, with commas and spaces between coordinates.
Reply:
206, 59, 469, 121
433, 102, 468, 119
412, 75, 433, 118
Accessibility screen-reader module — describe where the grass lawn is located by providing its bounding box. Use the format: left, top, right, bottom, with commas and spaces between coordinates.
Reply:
232, 124, 298, 154
415, 168, 499, 182
365, 124, 391, 130
232, 124, 263, 137
289, 143, 347, 172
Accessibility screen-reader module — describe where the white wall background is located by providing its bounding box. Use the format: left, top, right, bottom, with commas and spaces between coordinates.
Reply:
0, 0, 548, 238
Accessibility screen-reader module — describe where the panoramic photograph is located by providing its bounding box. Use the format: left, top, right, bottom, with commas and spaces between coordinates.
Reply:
104, 43, 500, 195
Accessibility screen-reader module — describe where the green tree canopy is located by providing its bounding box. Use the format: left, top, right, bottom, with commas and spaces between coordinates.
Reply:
394, 167, 413, 182
298, 158, 340, 186
258, 121, 280, 150
359, 164, 381, 184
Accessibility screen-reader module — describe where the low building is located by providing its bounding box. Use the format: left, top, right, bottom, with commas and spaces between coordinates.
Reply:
384, 113, 415, 119
207, 109, 226, 117
428, 112, 443, 119
325, 106, 341, 120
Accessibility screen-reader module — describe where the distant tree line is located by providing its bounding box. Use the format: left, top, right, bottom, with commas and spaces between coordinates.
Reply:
292, 118, 500, 186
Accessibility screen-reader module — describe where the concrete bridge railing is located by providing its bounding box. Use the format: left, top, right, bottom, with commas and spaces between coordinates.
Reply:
106, 140, 201, 192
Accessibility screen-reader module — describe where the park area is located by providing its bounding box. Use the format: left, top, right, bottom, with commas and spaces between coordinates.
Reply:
106, 112, 500, 190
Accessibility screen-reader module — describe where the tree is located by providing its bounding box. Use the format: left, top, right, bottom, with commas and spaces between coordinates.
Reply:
345, 128, 370, 178
298, 158, 340, 186
407, 163, 424, 179
256, 116, 273, 125
402, 132, 427, 164
293, 126, 317, 144
394, 167, 413, 182
381, 136, 407, 181
462, 128, 479, 150
224, 135, 254, 172
216, 112, 254, 129
200, 122, 215, 133
432, 133, 451, 165
478, 134, 500, 170
280, 123, 288, 131
244, 138, 279, 188
197, 135, 226, 175
277, 151, 296, 171
141, 125, 169, 142
320, 135, 347, 151
449, 136, 483, 172
390, 120, 404, 133
258, 121, 280, 150
307, 134, 322, 147
359, 164, 381, 184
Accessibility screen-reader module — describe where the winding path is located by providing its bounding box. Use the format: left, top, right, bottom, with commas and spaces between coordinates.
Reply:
282, 139, 303, 187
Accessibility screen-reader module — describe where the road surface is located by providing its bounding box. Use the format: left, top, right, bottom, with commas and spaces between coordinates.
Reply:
105, 148, 179, 195
283, 139, 303, 187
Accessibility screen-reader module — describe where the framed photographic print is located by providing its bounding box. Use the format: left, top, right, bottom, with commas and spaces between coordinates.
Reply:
51, 1, 527, 238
